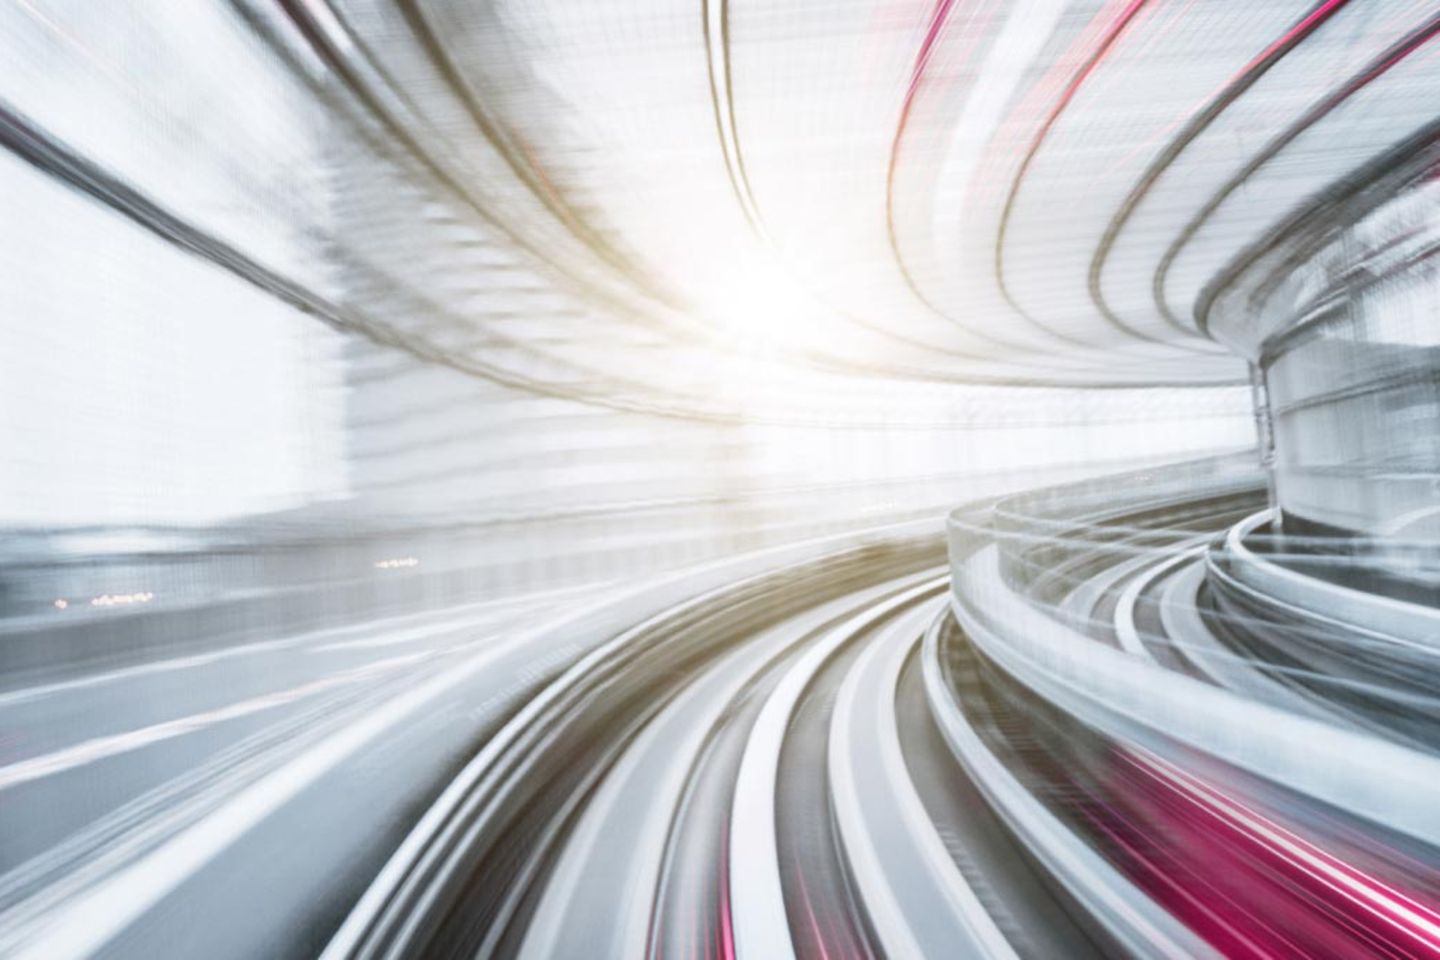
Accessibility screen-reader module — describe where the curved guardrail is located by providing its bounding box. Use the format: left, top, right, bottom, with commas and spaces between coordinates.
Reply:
1213, 509, 1440, 646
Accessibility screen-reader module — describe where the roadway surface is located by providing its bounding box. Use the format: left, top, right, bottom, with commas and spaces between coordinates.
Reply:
8, 462, 1440, 958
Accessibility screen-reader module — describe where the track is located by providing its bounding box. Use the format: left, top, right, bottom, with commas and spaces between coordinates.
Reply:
312, 455, 1440, 960
13, 460, 1440, 958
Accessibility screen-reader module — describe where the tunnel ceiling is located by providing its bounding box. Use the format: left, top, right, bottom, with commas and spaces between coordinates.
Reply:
327, 0, 1435, 389
8, 1, 1437, 416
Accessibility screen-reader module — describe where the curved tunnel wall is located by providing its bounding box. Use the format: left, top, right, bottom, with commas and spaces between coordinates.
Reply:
1208, 151, 1440, 589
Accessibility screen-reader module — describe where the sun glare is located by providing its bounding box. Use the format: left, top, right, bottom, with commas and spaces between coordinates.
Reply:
705, 257, 829, 356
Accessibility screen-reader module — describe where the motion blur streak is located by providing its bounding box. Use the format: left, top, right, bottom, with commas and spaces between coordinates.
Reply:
1, 1, 1438, 959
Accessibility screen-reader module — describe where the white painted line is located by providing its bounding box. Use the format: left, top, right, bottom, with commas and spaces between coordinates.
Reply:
829, 598, 1018, 960
0, 581, 611, 709
0, 652, 433, 792
0, 629, 546, 960
729, 574, 945, 960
